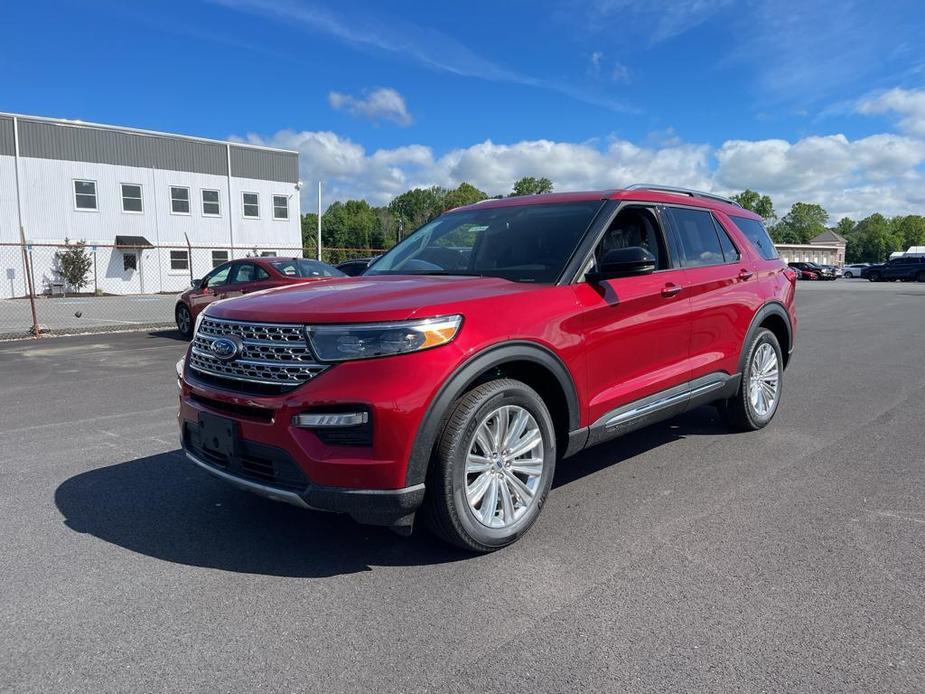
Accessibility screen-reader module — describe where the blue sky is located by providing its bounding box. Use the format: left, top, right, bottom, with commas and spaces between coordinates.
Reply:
3, 0, 925, 218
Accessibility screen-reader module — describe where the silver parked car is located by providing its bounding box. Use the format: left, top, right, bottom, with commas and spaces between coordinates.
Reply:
842, 263, 869, 278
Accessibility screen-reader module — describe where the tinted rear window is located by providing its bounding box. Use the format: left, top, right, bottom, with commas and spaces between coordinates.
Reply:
670, 208, 726, 267
270, 259, 345, 278
730, 216, 778, 260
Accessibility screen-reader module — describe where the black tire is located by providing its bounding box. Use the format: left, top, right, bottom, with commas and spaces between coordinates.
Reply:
868, 271, 881, 282
175, 303, 193, 339
721, 328, 783, 431
844, 271, 853, 278
917, 271, 925, 283
424, 379, 556, 552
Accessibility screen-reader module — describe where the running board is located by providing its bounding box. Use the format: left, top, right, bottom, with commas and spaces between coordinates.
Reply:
584, 372, 740, 449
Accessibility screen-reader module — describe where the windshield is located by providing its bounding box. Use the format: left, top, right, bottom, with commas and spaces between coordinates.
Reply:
367, 201, 602, 283
269, 259, 345, 278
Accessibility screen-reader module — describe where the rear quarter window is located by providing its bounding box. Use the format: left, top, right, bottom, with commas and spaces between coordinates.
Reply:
729, 215, 778, 260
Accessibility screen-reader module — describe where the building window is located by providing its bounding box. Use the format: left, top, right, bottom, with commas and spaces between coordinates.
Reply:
202, 189, 221, 216
170, 186, 190, 214
242, 192, 259, 218
121, 184, 143, 213
211, 250, 229, 267
273, 195, 289, 220
74, 180, 97, 210
122, 253, 137, 271
260, 251, 277, 257
170, 250, 189, 271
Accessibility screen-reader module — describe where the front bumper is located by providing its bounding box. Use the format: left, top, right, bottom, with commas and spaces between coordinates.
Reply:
178, 343, 463, 526
182, 428, 425, 527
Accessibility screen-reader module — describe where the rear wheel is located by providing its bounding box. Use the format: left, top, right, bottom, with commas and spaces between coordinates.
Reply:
844, 271, 853, 278
917, 271, 925, 283
175, 303, 193, 339
722, 328, 783, 431
424, 379, 556, 552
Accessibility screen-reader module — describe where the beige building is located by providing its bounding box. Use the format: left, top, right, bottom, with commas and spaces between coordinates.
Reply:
775, 229, 847, 266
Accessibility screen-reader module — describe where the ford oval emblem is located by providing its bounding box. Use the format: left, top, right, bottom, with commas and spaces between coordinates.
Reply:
210, 336, 241, 361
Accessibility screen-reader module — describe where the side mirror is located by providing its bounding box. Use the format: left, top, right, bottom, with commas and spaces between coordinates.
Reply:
587, 246, 656, 282
191, 278, 203, 289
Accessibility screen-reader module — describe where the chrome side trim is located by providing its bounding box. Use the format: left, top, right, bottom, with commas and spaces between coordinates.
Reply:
602, 377, 727, 430
184, 450, 315, 510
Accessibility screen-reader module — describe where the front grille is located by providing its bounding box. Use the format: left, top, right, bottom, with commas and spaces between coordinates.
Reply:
189, 316, 327, 390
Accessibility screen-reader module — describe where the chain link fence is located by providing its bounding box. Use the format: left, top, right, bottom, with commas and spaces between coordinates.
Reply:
0, 242, 385, 340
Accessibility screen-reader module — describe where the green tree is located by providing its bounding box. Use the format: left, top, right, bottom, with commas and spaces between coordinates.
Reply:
845, 213, 903, 263
322, 199, 378, 250
388, 186, 446, 232
442, 182, 488, 211
301, 213, 319, 253
891, 214, 925, 250
53, 238, 93, 295
510, 176, 553, 196
834, 217, 855, 239
771, 202, 829, 244
731, 190, 775, 220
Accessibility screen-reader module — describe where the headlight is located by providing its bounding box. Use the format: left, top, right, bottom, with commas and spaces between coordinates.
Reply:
306, 315, 462, 362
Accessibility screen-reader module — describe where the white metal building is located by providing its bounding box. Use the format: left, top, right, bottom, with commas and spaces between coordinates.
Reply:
0, 112, 301, 298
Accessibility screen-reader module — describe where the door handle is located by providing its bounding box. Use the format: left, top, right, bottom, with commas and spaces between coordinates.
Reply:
737, 269, 754, 281
661, 283, 682, 298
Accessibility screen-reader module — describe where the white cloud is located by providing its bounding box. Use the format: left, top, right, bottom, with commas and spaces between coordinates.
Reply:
575, 0, 733, 42
238, 100, 925, 221
328, 87, 413, 126
611, 63, 630, 84
858, 88, 925, 137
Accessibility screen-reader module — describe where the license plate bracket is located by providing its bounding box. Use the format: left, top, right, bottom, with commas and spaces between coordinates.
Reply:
198, 411, 236, 458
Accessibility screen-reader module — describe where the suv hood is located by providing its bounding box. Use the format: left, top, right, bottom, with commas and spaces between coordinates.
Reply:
206, 275, 537, 324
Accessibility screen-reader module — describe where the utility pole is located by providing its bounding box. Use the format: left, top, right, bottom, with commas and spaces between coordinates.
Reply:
317, 181, 322, 261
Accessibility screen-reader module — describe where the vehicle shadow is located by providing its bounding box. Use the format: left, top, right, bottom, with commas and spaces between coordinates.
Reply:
54, 406, 731, 578
553, 405, 730, 488
147, 328, 188, 342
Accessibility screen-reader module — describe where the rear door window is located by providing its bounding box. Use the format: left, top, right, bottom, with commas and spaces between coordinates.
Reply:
729, 215, 778, 260
669, 208, 726, 268
229, 263, 270, 284
713, 217, 740, 262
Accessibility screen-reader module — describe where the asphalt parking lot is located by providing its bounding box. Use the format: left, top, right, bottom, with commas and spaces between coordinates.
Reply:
1, 280, 923, 693
0, 294, 176, 339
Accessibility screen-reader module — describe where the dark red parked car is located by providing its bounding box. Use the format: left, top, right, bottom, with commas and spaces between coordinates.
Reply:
178, 185, 797, 551
174, 257, 345, 338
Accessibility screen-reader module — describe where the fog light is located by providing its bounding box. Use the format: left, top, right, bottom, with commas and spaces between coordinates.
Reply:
292, 412, 369, 428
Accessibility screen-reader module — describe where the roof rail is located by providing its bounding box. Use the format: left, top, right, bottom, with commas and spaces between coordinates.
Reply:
624, 184, 742, 207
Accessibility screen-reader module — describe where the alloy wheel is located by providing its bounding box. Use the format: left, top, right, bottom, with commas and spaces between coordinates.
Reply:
464, 405, 545, 529
177, 306, 191, 334
748, 343, 780, 417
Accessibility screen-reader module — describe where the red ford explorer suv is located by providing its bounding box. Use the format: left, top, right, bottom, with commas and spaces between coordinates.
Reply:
178, 185, 796, 552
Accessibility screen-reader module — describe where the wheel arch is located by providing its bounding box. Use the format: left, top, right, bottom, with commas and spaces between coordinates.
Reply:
740, 301, 792, 373
405, 341, 580, 487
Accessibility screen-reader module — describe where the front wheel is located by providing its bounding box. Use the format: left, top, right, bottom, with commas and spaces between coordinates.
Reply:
844, 271, 853, 278
424, 379, 556, 552
175, 303, 193, 339
721, 328, 783, 431
868, 271, 881, 282
917, 271, 925, 283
